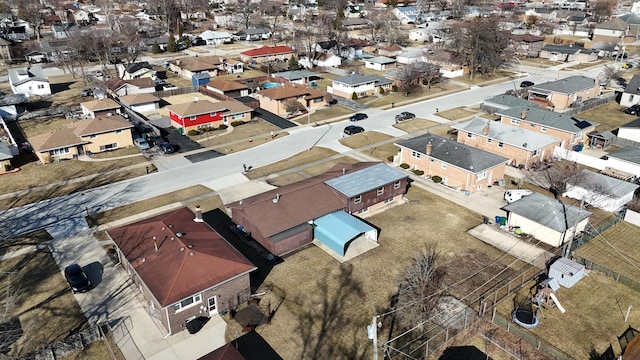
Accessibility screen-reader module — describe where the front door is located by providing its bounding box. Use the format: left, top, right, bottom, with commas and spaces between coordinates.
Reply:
208, 296, 218, 315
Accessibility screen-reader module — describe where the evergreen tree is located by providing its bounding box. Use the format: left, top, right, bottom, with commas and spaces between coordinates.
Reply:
167, 34, 178, 53
288, 56, 300, 71
152, 40, 161, 54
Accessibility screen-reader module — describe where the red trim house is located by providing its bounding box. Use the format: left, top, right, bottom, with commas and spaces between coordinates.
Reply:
239, 45, 296, 64
166, 98, 253, 133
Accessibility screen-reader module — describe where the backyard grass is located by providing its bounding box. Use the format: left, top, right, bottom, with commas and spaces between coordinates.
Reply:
18, 117, 75, 137
361, 143, 400, 161
576, 102, 636, 132
265, 172, 309, 187
575, 221, 640, 283
299, 156, 359, 177
59, 340, 117, 360
47, 74, 90, 107
437, 107, 477, 121
339, 131, 393, 149
218, 69, 266, 80
164, 71, 193, 88
239, 186, 528, 359
244, 147, 339, 180
495, 271, 640, 359
0, 249, 88, 357
86, 185, 217, 227
196, 120, 284, 150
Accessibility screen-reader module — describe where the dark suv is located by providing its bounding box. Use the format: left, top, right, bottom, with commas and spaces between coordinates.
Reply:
349, 113, 368, 121
395, 112, 416, 122
625, 104, 640, 115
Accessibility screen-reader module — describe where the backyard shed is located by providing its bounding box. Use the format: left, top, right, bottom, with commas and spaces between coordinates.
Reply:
313, 211, 378, 256
192, 72, 210, 87
549, 257, 586, 288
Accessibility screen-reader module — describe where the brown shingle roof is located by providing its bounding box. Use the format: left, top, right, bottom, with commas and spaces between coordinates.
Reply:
125, 77, 156, 88
166, 99, 251, 117
107, 207, 256, 307
29, 128, 87, 152
206, 78, 249, 92
119, 93, 160, 106
227, 162, 377, 238
81, 98, 121, 111
198, 344, 245, 360
258, 83, 326, 101
171, 55, 225, 72
70, 115, 133, 136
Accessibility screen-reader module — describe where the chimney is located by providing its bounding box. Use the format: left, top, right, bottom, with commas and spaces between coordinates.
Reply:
193, 205, 203, 222
520, 109, 527, 120
426, 140, 432, 155
153, 236, 158, 251
273, 194, 281, 203
483, 122, 489, 136
342, 168, 346, 175
176, 59, 180, 65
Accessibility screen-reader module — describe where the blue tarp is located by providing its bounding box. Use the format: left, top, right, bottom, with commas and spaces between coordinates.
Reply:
314, 211, 375, 256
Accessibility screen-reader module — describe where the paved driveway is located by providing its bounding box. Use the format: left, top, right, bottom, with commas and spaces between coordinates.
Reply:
254, 108, 297, 129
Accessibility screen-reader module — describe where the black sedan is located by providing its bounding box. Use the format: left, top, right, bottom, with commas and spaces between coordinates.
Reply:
349, 113, 368, 121
64, 264, 91, 293
520, 81, 535, 88
344, 125, 364, 135
625, 104, 640, 115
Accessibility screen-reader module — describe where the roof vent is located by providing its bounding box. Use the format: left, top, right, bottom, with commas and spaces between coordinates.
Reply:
142, 257, 146, 262
189, 252, 194, 256
161, 227, 165, 231
168, 224, 174, 228
170, 237, 175, 241
188, 244, 194, 248
180, 247, 185, 251
342, 168, 346, 175
176, 232, 184, 237
272, 193, 280, 203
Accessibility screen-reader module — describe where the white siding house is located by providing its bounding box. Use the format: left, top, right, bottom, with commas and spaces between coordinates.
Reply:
562, 170, 639, 212
8, 66, 51, 96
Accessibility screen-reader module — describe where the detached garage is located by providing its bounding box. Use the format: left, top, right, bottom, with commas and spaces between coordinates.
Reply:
314, 211, 378, 257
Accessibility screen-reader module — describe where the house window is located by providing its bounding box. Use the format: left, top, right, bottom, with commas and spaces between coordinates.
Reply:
477, 171, 487, 180
37, 84, 45, 89
384, 197, 394, 204
441, 163, 447, 169
533, 149, 540, 157
354, 195, 362, 204
210, 112, 217, 117
50, 147, 70, 156
190, 116, 196, 120
467, 133, 475, 139
314, 98, 322, 103
541, 126, 547, 133
411, 151, 421, 159
498, 142, 504, 148
90, 134, 97, 139
630, 95, 634, 102
232, 114, 244, 120
377, 187, 384, 196
486, 138, 492, 144
116, 130, 122, 134
173, 294, 202, 313
358, 207, 369, 214
510, 119, 520, 125
100, 143, 117, 151
394, 181, 401, 189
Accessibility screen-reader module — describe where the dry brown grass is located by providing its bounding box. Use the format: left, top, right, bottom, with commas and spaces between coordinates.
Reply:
86, 185, 217, 226
496, 271, 640, 359
0, 229, 51, 256
575, 221, 640, 282
339, 131, 393, 149
361, 143, 400, 161
366, 83, 463, 108
19, 117, 75, 137
0, 249, 88, 356
47, 74, 91, 107
300, 156, 359, 177
518, 58, 562, 68
394, 119, 440, 133
89, 147, 142, 159
564, 60, 609, 70
452, 70, 515, 86
218, 69, 266, 80
265, 172, 309, 187
308, 106, 354, 123
437, 107, 478, 121
244, 147, 339, 179
577, 102, 636, 132
196, 120, 285, 151
59, 340, 116, 360
244, 186, 525, 359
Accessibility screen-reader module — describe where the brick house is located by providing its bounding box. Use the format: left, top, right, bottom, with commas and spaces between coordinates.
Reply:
526, 75, 600, 110
226, 162, 408, 257
328, 73, 392, 99
496, 106, 596, 150
453, 117, 560, 169
239, 45, 295, 64
166, 98, 253, 133
28, 115, 134, 163
396, 134, 507, 193
255, 83, 329, 115
81, 98, 122, 119
107, 207, 256, 336
509, 34, 544, 57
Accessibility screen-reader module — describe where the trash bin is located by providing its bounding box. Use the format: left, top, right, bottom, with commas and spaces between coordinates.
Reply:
499, 217, 507, 226
495, 216, 501, 223
514, 227, 522, 235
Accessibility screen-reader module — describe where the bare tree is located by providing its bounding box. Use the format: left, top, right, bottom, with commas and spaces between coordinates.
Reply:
234, 0, 255, 30
0, 274, 22, 355
17, 0, 44, 42
148, 0, 180, 33
284, 98, 302, 115
395, 65, 420, 96
116, 17, 143, 66
599, 65, 623, 88
526, 161, 586, 198
259, 0, 284, 42
396, 244, 446, 328
591, 0, 615, 22
366, 9, 397, 43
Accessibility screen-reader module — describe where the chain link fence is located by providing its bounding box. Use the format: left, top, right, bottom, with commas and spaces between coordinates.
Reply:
30, 324, 102, 360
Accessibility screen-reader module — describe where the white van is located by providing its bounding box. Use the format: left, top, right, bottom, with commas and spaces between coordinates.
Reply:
504, 189, 533, 204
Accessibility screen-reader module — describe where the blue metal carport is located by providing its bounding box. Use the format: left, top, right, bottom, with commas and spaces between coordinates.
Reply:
314, 211, 377, 256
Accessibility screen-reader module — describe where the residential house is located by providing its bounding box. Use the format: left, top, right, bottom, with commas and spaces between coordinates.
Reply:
328, 73, 392, 99
8, 66, 51, 96
145, 37, 169, 51
509, 34, 545, 57
314, 40, 338, 55
392, 6, 424, 24
28, 115, 134, 163
395, 49, 427, 65
621, 75, 640, 107
0, 38, 15, 64
117, 62, 154, 80
256, 83, 329, 115
205, 78, 250, 98
106, 77, 157, 97
385, 62, 440, 88
107, 207, 256, 335
298, 53, 342, 69
119, 93, 161, 113
496, 106, 596, 150
239, 46, 295, 64
227, 162, 409, 257
166, 99, 253, 132
539, 44, 599, 62
81, 98, 122, 119
563, 170, 639, 212
409, 28, 429, 42
378, 44, 403, 58
426, 50, 468, 78
501, 192, 592, 248
396, 134, 507, 193
364, 56, 396, 71
453, 117, 560, 169
526, 75, 600, 110
586, 130, 615, 150
199, 30, 233, 45
606, 146, 640, 177
225, 61, 244, 74
480, 94, 538, 114
233, 28, 271, 41
592, 18, 628, 43
271, 70, 317, 85
340, 18, 371, 31
169, 56, 228, 78
617, 117, 640, 144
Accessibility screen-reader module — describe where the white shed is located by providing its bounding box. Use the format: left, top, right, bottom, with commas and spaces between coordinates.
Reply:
549, 257, 585, 289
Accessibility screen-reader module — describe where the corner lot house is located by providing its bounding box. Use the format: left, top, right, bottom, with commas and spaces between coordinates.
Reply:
227, 162, 408, 257
107, 207, 256, 335
621, 75, 640, 107
563, 169, 639, 212
328, 74, 392, 99
8, 66, 51, 96
166, 99, 252, 133
501, 192, 592, 248
256, 83, 329, 115
396, 134, 508, 193
28, 115, 134, 163
527, 75, 600, 110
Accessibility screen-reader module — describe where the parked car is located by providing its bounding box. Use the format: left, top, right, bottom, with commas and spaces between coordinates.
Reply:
64, 264, 91, 293
520, 81, 534, 88
160, 142, 174, 154
134, 138, 151, 150
344, 125, 364, 135
149, 134, 164, 147
395, 112, 416, 122
81, 88, 93, 97
625, 104, 640, 115
138, 124, 154, 134
349, 113, 368, 121
622, 63, 634, 69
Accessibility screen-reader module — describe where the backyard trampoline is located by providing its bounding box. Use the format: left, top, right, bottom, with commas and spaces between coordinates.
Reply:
512, 308, 539, 329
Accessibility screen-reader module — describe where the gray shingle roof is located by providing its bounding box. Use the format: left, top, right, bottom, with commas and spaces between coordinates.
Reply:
607, 146, 640, 165
501, 192, 592, 232
529, 75, 597, 95
620, 117, 640, 129
624, 74, 640, 96
567, 169, 639, 198
272, 69, 317, 81
483, 95, 538, 109
497, 106, 596, 134
395, 134, 508, 173
333, 73, 392, 86
0, 142, 12, 161
324, 163, 407, 197
452, 117, 560, 150
540, 44, 583, 54
366, 56, 396, 64
8, 66, 48, 87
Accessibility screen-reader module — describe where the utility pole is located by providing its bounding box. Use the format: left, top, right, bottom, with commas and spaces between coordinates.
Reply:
368, 315, 378, 360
